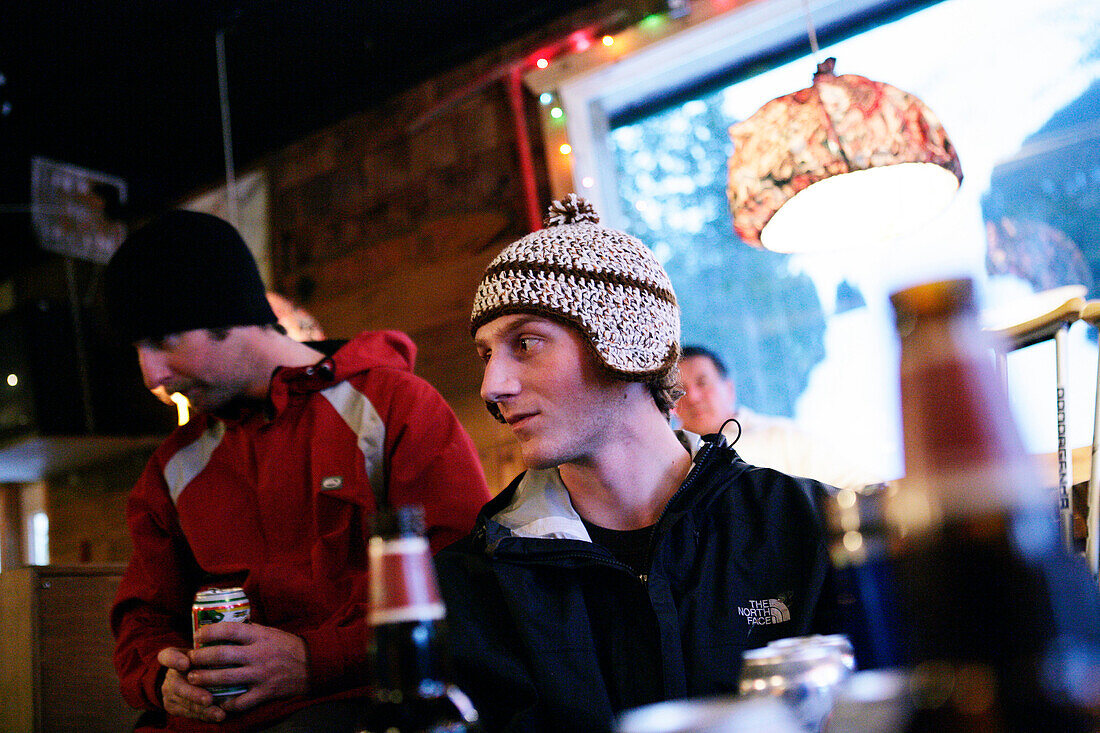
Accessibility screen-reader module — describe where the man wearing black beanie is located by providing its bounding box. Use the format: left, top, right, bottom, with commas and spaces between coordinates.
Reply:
103, 211, 491, 731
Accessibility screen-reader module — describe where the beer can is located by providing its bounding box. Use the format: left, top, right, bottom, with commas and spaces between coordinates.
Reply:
767, 634, 856, 673
191, 587, 250, 701
738, 639, 853, 731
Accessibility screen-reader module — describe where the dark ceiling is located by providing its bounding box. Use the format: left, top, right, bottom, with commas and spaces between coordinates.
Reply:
0, 0, 603, 278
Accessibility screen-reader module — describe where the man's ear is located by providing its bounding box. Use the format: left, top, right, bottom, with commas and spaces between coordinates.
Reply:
724, 378, 738, 409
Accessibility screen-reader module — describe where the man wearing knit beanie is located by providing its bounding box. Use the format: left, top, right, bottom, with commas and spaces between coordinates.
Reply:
436, 195, 841, 732
103, 211, 490, 731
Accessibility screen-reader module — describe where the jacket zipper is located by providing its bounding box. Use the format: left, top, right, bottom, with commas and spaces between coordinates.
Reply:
530, 547, 644, 582
531, 440, 725, 586
641, 438, 721, 579
559, 439, 725, 585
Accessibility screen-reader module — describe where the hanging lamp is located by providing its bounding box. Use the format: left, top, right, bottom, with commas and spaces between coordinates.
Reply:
726, 56, 962, 253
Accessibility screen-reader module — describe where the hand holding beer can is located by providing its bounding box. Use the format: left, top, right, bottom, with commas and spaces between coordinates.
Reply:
192, 587, 251, 703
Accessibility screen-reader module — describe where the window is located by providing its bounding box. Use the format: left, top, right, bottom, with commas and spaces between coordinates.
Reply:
553, 0, 1100, 480
30, 511, 49, 566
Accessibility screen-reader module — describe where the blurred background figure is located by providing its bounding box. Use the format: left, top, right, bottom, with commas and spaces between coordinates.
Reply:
675, 345, 879, 491
266, 291, 326, 342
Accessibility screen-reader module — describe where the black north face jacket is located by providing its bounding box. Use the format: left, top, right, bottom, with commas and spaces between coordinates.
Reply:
435, 434, 841, 733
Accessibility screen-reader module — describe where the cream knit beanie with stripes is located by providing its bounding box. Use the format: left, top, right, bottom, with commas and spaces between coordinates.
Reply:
470, 194, 680, 381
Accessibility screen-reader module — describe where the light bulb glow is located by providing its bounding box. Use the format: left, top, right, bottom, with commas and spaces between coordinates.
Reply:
559, 144, 572, 155
602, 35, 614, 46
170, 392, 191, 426
539, 92, 553, 105
6, 373, 16, 387
550, 107, 564, 119
581, 176, 595, 188
759, 164, 960, 253
536, 58, 549, 69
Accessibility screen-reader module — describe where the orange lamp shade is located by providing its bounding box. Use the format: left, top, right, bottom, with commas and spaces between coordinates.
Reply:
727, 58, 963, 252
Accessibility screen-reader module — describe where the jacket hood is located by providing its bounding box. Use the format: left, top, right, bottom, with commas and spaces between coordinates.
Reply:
330, 330, 417, 380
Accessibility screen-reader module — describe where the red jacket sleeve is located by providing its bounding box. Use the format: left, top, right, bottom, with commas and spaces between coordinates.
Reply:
110, 453, 201, 711
382, 372, 495, 548
376, 369, 491, 551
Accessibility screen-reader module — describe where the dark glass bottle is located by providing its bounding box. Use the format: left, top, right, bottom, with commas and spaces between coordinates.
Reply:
826, 483, 909, 672
885, 278, 1100, 731
360, 505, 480, 733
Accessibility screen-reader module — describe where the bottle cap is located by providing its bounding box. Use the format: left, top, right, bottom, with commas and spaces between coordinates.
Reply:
372, 504, 427, 538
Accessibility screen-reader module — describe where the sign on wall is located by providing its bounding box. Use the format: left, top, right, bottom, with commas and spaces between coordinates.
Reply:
30, 157, 128, 263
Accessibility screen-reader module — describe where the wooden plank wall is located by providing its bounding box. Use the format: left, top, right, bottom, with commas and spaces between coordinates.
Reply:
0, 565, 35, 731
0, 566, 140, 732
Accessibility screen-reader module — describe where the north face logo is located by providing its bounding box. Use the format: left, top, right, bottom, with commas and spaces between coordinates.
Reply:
738, 598, 791, 626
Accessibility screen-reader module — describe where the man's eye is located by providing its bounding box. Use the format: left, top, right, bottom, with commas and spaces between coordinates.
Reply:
518, 337, 536, 352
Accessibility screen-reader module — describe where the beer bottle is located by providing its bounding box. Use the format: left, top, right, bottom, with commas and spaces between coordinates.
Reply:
886, 278, 1100, 731
360, 505, 481, 733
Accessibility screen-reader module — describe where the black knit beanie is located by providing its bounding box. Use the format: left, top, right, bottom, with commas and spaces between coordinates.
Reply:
103, 210, 277, 343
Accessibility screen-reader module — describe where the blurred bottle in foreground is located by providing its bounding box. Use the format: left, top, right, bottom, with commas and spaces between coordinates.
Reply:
826, 483, 907, 672
359, 505, 480, 733
830, 278, 1100, 731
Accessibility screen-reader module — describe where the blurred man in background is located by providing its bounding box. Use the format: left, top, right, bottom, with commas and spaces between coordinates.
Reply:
675, 345, 878, 491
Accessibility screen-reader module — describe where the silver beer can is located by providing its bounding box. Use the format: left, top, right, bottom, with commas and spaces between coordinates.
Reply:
767, 634, 856, 673
738, 638, 853, 731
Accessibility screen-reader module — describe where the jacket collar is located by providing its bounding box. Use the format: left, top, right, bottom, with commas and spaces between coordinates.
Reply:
493, 468, 590, 541
485, 430, 720, 544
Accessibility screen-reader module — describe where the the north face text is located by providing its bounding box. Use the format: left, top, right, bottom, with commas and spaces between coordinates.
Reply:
738, 598, 791, 626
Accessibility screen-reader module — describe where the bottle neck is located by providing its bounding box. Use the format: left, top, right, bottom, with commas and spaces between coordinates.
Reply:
894, 311, 1046, 535
368, 534, 446, 626
368, 532, 453, 697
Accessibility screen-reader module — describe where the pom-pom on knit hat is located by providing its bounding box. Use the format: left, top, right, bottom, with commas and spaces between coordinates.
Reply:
103, 210, 277, 343
470, 193, 681, 380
